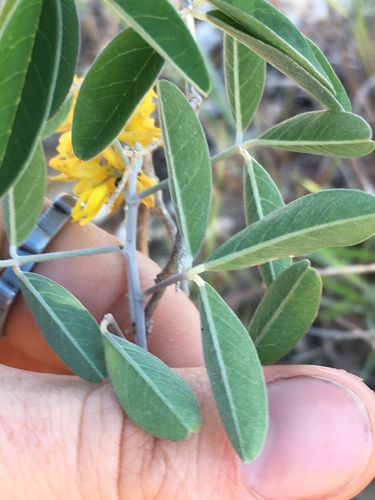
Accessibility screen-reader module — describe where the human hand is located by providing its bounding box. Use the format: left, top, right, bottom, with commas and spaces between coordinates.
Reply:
0, 217, 374, 499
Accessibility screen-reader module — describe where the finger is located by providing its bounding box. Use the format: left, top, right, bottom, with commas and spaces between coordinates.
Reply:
0, 364, 373, 500
254, 365, 375, 499
0, 220, 203, 373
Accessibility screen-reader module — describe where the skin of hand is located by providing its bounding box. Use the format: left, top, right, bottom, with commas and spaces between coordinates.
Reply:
0, 219, 375, 499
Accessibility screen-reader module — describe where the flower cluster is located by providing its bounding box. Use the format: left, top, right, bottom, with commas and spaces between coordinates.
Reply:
49, 78, 161, 225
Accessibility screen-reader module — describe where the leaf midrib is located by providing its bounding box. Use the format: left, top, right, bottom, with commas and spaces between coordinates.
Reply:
206, 211, 374, 269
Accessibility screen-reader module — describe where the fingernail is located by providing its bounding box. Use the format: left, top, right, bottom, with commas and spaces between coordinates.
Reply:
240, 376, 373, 499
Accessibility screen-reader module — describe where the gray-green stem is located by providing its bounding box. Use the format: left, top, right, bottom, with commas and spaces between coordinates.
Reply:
0, 245, 121, 269
122, 157, 148, 350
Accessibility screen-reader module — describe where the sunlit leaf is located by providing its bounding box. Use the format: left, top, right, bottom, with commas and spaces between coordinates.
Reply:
249, 260, 322, 364
208, 0, 332, 90
158, 80, 212, 262
48, 0, 79, 117
72, 28, 164, 160
224, 34, 265, 132
197, 278, 268, 461
196, 189, 375, 272
19, 272, 107, 383
253, 110, 374, 157
108, 0, 211, 95
207, 10, 345, 110
102, 331, 201, 441
2, 143, 46, 246
244, 155, 291, 284
0, 0, 61, 198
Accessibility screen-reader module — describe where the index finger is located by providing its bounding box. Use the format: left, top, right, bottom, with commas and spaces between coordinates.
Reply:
0, 218, 204, 373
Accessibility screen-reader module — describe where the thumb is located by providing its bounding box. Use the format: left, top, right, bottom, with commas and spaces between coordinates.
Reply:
0, 364, 374, 499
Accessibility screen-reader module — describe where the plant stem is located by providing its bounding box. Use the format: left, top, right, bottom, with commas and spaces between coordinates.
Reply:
137, 178, 169, 202
100, 313, 126, 339
317, 262, 375, 276
211, 144, 240, 163
143, 272, 186, 296
122, 157, 148, 350
211, 139, 260, 164
0, 245, 122, 269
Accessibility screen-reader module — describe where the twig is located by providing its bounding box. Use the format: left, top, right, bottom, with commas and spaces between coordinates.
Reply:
317, 263, 375, 276
143, 231, 185, 335
136, 204, 151, 255
137, 178, 169, 202
152, 189, 178, 243
348, 157, 375, 194
143, 271, 186, 297
308, 326, 374, 344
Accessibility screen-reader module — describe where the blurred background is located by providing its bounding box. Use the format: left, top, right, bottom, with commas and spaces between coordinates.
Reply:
45, 0, 375, 497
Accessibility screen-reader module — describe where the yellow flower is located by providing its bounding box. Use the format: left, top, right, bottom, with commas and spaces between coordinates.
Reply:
49, 82, 160, 225
118, 88, 162, 147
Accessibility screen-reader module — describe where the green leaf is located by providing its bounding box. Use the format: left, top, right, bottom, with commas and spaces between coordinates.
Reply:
0, 0, 16, 32
102, 332, 201, 441
224, 34, 265, 132
197, 278, 268, 461
208, 0, 332, 91
72, 28, 164, 160
248, 260, 322, 364
108, 0, 211, 95
207, 10, 344, 110
244, 158, 284, 223
48, 0, 79, 118
0, 0, 61, 198
244, 155, 291, 284
19, 272, 107, 383
253, 110, 375, 157
42, 90, 73, 138
2, 143, 46, 246
158, 80, 212, 261
306, 37, 351, 112
197, 189, 375, 272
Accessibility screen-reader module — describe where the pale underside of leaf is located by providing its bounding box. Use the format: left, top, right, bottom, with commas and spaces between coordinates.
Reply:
197, 279, 268, 461
249, 260, 322, 364
224, 35, 265, 132
253, 110, 374, 158
158, 80, 212, 260
19, 273, 106, 382
244, 156, 291, 284
103, 332, 201, 440
200, 190, 375, 272
207, 11, 345, 110
208, 0, 332, 91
